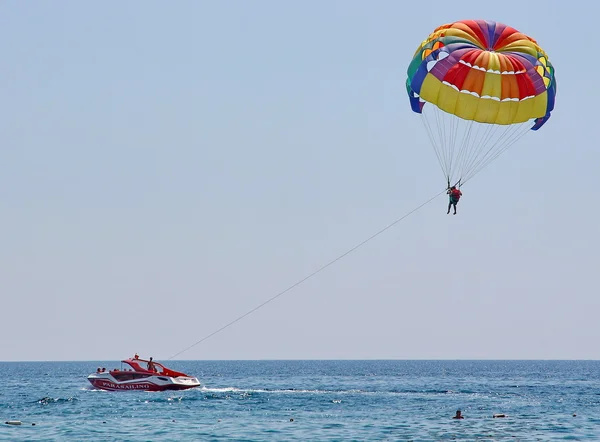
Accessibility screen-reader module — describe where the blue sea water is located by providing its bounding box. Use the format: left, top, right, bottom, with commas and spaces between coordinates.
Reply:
1, 360, 600, 441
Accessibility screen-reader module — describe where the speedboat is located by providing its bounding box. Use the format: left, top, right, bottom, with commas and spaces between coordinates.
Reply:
88, 356, 201, 392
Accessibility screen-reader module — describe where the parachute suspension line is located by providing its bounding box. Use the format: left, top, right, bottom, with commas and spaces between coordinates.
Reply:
461, 122, 532, 185
421, 100, 536, 188
458, 123, 512, 185
461, 123, 514, 179
444, 109, 460, 178
420, 110, 447, 180
448, 107, 462, 177
452, 119, 476, 186
438, 107, 454, 177
426, 106, 460, 184
459, 122, 498, 181
433, 105, 448, 174
453, 119, 480, 183
461, 121, 533, 185
166, 189, 447, 361
441, 109, 451, 175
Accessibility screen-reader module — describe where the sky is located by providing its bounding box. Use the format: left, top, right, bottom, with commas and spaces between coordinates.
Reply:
1, 0, 598, 362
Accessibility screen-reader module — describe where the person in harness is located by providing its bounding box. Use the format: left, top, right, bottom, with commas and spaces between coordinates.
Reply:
447, 186, 462, 215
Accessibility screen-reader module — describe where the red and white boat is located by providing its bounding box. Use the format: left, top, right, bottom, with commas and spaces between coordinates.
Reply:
88, 356, 201, 392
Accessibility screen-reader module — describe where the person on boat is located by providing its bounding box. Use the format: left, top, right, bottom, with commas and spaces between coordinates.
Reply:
147, 357, 157, 372
453, 409, 464, 419
134, 353, 139, 359
447, 186, 463, 215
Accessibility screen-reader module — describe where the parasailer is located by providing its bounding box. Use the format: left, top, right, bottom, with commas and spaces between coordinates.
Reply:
406, 19, 556, 211
447, 186, 462, 215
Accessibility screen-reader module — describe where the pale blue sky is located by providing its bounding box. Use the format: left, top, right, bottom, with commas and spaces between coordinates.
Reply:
1, 0, 598, 362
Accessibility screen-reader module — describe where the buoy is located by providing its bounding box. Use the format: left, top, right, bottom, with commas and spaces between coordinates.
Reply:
5, 420, 22, 425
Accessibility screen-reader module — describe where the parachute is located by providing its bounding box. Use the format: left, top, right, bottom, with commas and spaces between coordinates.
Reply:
406, 19, 557, 188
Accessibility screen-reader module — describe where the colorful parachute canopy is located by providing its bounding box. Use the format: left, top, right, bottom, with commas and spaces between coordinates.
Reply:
406, 19, 557, 186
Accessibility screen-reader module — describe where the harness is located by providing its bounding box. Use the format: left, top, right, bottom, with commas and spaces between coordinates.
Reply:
450, 189, 461, 203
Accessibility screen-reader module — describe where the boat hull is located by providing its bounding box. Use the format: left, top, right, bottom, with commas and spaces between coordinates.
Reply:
88, 374, 201, 392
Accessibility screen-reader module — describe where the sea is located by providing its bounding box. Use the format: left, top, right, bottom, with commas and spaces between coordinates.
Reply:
1, 360, 599, 441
